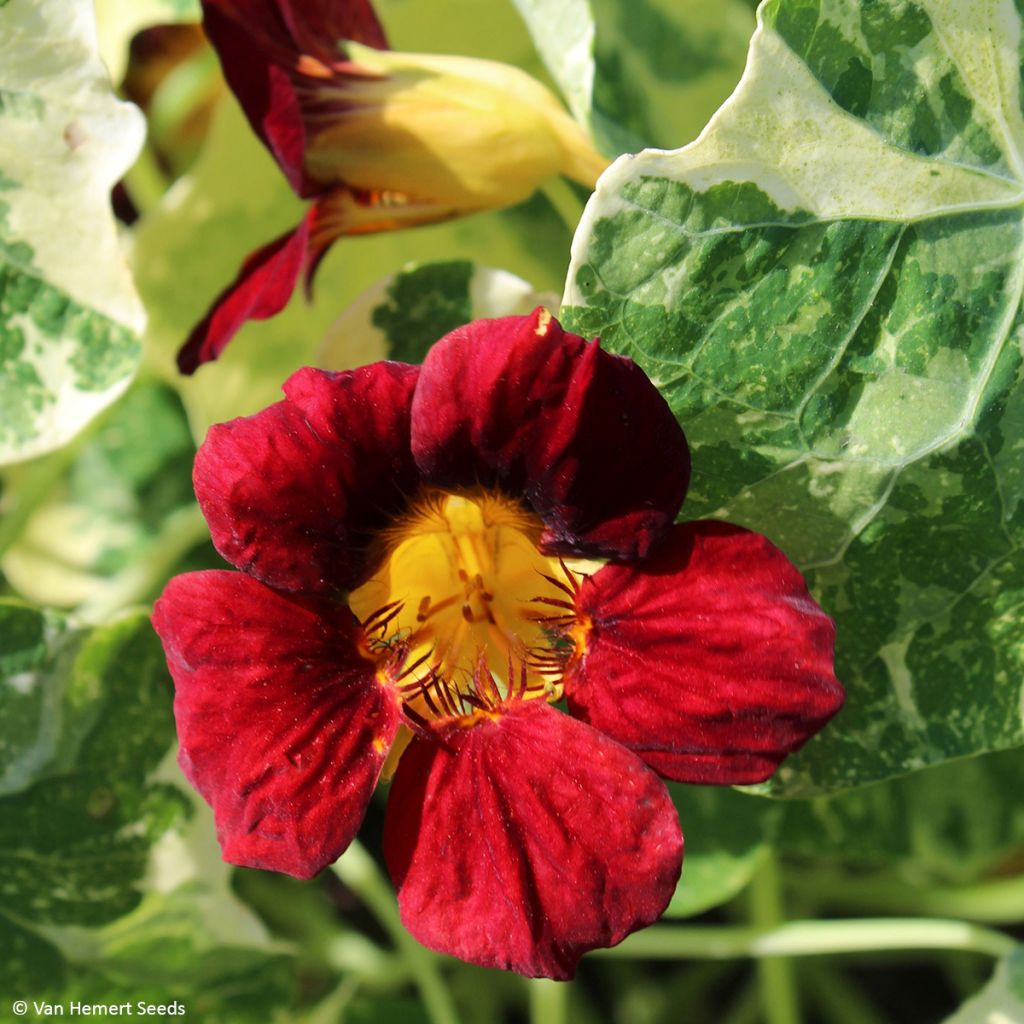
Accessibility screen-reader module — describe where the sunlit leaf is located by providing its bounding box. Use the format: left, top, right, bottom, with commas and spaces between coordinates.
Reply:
563, 0, 1024, 794
0, 0, 145, 464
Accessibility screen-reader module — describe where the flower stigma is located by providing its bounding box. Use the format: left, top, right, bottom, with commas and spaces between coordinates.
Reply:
350, 489, 597, 731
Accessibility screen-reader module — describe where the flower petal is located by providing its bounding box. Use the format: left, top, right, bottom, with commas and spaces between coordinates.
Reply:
201, 1, 388, 194
302, 187, 462, 297
178, 211, 313, 373
565, 522, 844, 785
410, 309, 689, 560
383, 701, 682, 979
193, 363, 420, 593
152, 570, 401, 878
201, 2, 311, 195
274, 0, 387, 63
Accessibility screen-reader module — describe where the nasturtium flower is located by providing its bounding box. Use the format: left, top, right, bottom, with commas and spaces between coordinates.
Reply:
153, 310, 843, 978
178, 0, 608, 373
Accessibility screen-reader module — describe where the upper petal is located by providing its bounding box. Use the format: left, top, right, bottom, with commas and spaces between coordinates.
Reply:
201, 1, 388, 195
565, 521, 844, 785
410, 309, 690, 560
193, 363, 420, 594
152, 570, 401, 878
383, 700, 682, 979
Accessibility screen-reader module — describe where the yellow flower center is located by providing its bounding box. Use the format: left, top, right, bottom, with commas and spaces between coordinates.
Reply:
350, 489, 594, 725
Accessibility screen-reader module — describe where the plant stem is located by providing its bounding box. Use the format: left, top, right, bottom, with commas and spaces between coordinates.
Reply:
528, 977, 569, 1024
332, 843, 460, 1024
797, 871, 1024, 924
593, 919, 1016, 961
540, 176, 586, 237
750, 853, 801, 1024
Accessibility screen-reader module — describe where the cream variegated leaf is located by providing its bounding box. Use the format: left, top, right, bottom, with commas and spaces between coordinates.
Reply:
0, 0, 145, 464
563, 0, 1024, 794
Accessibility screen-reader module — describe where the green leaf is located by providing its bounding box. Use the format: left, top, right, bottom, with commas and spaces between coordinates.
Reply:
589, 0, 754, 150
943, 946, 1024, 1023
562, 0, 1024, 794
665, 784, 769, 917
511, 0, 754, 155
318, 261, 558, 369
0, 0, 145, 464
0, 607, 186, 932
776, 748, 1024, 883
0, 601, 77, 794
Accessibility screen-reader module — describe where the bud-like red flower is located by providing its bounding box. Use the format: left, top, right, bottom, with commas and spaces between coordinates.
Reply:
178, 0, 608, 373
153, 310, 843, 978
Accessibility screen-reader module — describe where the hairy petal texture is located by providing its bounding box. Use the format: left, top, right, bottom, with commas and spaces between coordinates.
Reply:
194, 363, 420, 594
152, 571, 401, 878
383, 701, 682, 979
410, 309, 689, 561
566, 522, 845, 785
201, 0, 387, 194
178, 212, 313, 374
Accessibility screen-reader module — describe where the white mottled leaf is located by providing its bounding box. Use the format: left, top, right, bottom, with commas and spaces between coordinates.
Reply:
0, 0, 145, 464
563, 0, 1024, 793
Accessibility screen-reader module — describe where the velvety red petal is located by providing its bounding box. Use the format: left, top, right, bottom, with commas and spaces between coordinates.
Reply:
565, 521, 844, 785
202, 2, 311, 195
152, 570, 400, 878
178, 211, 313, 373
193, 363, 420, 594
383, 701, 682, 979
410, 309, 689, 561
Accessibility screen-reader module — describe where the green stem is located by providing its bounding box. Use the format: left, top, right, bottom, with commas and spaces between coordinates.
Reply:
75, 503, 209, 623
332, 843, 460, 1024
797, 871, 1024, 924
593, 919, 1016, 961
750, 854, 801, 1024
528, 977, 569, 1024
539, 176, 586, 237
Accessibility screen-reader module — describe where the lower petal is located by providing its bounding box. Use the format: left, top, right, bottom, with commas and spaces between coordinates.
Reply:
566, 522, 844, 785
383, 701, 682, 979
177, 209, 313, 373
152, 570, 400, 878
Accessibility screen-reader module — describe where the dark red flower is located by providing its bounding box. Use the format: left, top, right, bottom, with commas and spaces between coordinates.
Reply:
179, 0, 607, 373
153, 309, 843, 978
